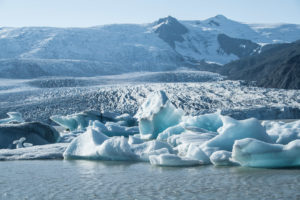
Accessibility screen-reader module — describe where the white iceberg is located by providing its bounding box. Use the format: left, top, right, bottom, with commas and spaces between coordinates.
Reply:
232, 138, 300, 168
136, 91, 184, 139
210, 150, 239, 166
96, 136, 138, 161
157, 112, 222, 141
0, 143, 68, 161
185, 144, 211, 164
12, 137, 33, 149
63, 127, 108, 159
262, 120, 300, 144
149, 153, 201, 167
202, 116, 272, 155
0, 112, 24, 124
131, 140, 174, 161
92, 121, 139, 137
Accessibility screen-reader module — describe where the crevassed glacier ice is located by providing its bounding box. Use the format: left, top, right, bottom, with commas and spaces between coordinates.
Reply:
149, 153, 201, 167
0, 122, 59, 149
232, 138, 300, 168
63, 128, 108, 159
0, 112, 24, 124
210, 150, 239, 166
136, 90, 184, 139
262, 120, 300, 144
202, 116, 272, 155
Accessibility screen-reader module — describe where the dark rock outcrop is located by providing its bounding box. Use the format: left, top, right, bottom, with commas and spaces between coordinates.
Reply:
154, 16, 188, 48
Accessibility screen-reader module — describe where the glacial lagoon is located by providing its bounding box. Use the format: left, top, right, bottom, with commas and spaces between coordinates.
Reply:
1, 160, 300, 200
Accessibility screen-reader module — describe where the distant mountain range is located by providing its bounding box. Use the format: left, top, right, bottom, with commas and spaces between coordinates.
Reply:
0, 15, 300, 79
221, 40, 300, 89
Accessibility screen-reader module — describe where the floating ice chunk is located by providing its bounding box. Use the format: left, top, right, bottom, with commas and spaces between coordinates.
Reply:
203, 116, 272, 155
96, 136, 137, 161
131, 140, 174, 161
185, 144, 211, 164
136, 91, 184, 139
182, 112, 223, 132
51, 111, 137, 131
262, 120, 300, 144
12, 137, 32, 149
50, 110, 102, 131
232, 138, 300, 168
157, 124, 185, 141
103, 122, 139, 137
167, 131, 217, 147
0, 112, 24, 124
90, 121, 139, 137
63, 128, 108, 159
128, 135, 144, 145
210, 150, 239, 166
149, 153, 201, 167
0, 122, 59, 149
58, 130, 85, 143
0, 143, 68, 161
157, 112, 222, 141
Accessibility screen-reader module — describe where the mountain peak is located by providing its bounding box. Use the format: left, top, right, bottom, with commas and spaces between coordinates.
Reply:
156, 16, 179, 26
214, 14, 228, 20
153, 16, 188, 48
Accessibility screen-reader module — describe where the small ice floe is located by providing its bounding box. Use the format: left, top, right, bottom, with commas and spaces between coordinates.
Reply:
12, 137, 33, 149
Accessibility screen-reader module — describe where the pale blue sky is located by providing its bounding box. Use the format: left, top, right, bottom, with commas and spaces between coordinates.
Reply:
0, 0, 300, 27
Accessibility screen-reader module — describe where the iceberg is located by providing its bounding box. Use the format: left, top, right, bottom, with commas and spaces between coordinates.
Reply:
262, 120, 300, 144
149, 153, 201, 167
232, 138, 300, 168
136, 91, 184, 139
50, 110, 102, 131
131, 140, 174, 161
157, 112, 222, 141
63, 128, 108, 159
0, 112, 24, 124
96, 137, 137, 161
0, 143, 68, 161
202, 116, 272, 155
92, 121, 139, 137
13, 137, 33, 149
0, 122, 59, 149
185, 144, 211, 164
210, 150, 239, 166
51, 110, 137, 131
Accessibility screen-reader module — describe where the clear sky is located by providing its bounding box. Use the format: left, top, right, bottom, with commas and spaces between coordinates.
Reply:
0, 0, 300, 27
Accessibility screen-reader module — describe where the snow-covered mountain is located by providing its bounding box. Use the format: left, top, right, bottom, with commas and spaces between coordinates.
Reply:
0, 15, 300, 78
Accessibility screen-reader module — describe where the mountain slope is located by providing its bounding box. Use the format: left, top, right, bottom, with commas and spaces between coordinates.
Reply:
222, 40, 300, 89
0, 15, 300, 78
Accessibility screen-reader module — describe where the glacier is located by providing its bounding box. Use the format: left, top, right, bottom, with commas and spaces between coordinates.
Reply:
0, 90, 300, 169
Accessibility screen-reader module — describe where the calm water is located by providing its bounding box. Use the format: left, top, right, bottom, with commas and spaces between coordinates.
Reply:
0, 160, 300, 200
